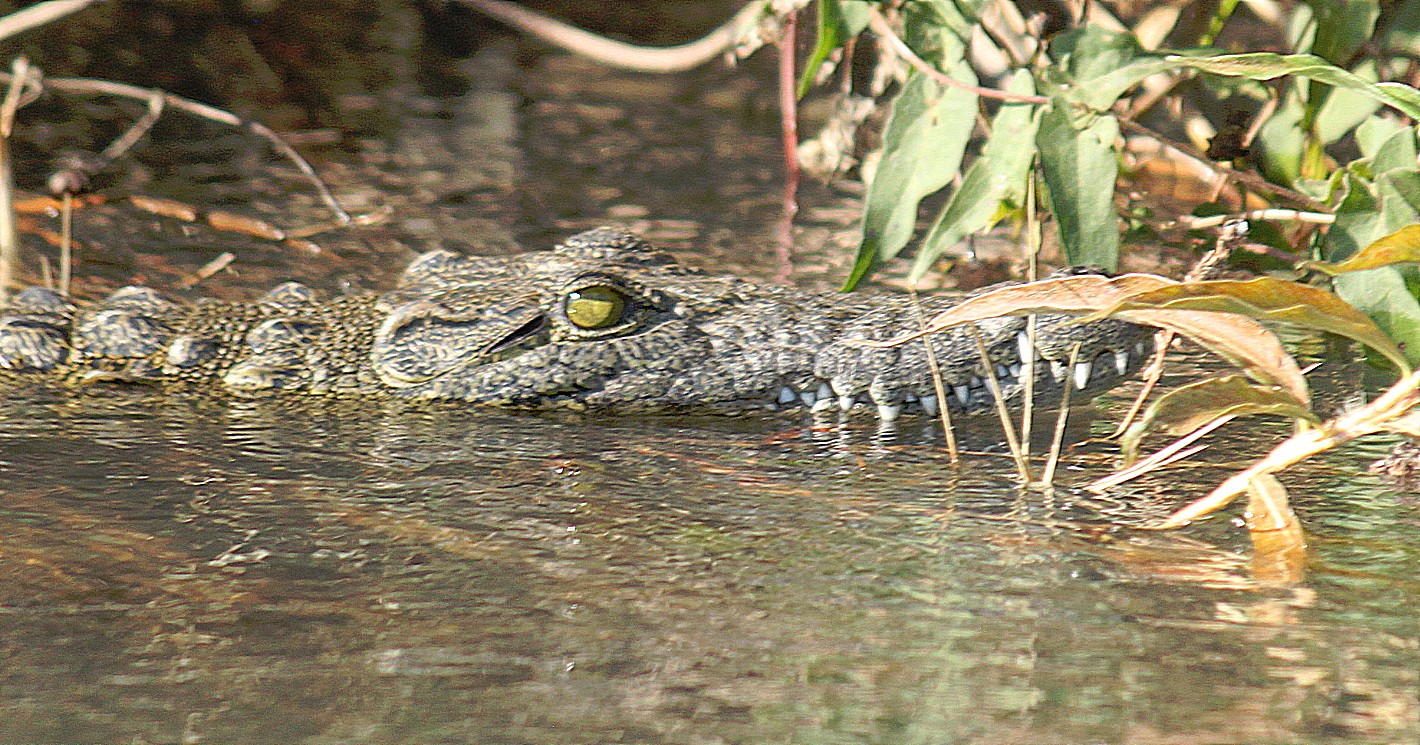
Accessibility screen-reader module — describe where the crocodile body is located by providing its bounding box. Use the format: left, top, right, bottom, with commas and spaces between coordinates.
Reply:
0, 228, 1153, 420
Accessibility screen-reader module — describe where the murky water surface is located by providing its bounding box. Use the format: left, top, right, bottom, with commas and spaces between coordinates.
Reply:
0, 4, 1417, 743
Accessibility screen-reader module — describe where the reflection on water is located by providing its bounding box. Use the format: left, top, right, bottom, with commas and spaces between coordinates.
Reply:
0, 2, 1415, 742
0, 388, 1415, 744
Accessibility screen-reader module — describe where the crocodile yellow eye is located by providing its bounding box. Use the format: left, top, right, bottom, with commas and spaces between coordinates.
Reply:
565, 285, 628, 329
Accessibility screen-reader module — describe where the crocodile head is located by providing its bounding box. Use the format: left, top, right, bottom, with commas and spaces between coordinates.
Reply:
0, 227, 1154, 419
366, 228, 1154, 419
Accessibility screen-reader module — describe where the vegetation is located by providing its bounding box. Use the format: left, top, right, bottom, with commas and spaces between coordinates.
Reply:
779, 0, 1420, 564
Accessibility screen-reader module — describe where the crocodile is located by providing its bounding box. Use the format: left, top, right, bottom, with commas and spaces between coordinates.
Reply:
0, 227, 1153, 421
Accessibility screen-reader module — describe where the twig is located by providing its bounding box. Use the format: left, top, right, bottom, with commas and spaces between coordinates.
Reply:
1039, 343, 1081, 487
1153, 368, 1420, 529
0, 57, 32, 301
1111, 329, 1171, 438
1186, 216, 1250, 281
58, 191, 71, 296
1088, 415, 1234, 491
910, 289, 959, 464
1020, 315, 1037, 449
774, 7, 799, 282
1020, 176, 1042, 446
0, 0, 96, 42
458, 0, 775, 73
866, 7, 1049, 104
179, 251, 235, 288
1177, 209, 1334, 231
285, 205, 393, 239
48, 87, 165, 196
0, 72, 353, 224
969, 326, 1031, 482
1119, 118, 1328, 212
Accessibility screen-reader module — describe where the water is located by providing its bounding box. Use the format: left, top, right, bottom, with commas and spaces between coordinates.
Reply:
0, 388, 1415, 744
0, 3, 1416, 743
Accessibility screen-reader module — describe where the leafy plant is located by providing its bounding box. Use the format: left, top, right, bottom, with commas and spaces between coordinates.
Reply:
795, 1, 1420, 300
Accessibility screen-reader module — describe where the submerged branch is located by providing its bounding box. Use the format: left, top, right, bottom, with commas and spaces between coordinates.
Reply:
0, 72, 353, 225
459, 0, 776, 72
0, 0, 96, 43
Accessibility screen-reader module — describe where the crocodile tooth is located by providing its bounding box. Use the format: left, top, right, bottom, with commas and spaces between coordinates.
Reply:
838, 395, 856, 411
1049, 360, 1066, 382
799, 389, 818, 407
920, 394, 940, 416
970, 375, 983, 388
995, 364, 1012, 380
1016, 331, 1035, 363
777, 386, 797, 405
904, 392, 918, 403
811, 397, 837, 413
1113, 351, 1129, 375
1073, 361, 1092, 389
1009, 363, 1022, 378
1135, 340, 1148, 357
953, 385, 971, 406
877, 403, 902, 422
816, 382, 833, 401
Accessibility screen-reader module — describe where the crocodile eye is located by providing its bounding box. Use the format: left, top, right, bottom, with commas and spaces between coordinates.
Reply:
564, 285, 628, 329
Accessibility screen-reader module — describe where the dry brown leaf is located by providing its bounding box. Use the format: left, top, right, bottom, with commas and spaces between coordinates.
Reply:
1115, 308, 1310, 406
866, 273, 1178, 347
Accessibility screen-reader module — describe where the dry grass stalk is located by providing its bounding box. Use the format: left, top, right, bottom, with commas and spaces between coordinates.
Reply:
1038, 342, 1080, 487
969, 326, 1031, 482
1089, 415, 1233, 491
1154, 368, 1420, 529
58, 191, 72, 296
910, 290, 959, 464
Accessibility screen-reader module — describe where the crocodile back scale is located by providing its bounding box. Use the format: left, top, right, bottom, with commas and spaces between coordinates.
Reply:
0, 228, 1154, 421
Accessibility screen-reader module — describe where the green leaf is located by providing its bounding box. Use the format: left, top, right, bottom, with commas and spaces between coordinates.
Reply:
1303, 0, 1380, 121
1045, 26, 1171, 111
1088, 277, 1412, 374
1075, 56, 1177, 112
1050, 25, 1141, 84
1354, 116, 1407, 160
1254, 90, 1306, 185
1325, 185, 1420, 365
903, 0, 971, 62
915, 0, 981, 40
1036, 102, 1120, 270
1308, 0, 1379, 67
1325, 171, 1382, 261
1314, 61, 1383, 145
1165, 53, 1420, 119
1370, 124, 1418, 172
1379, 170, 1420, 229
797, 0, 871, 98
911, 71, 1041, 283
1121, 375, 1318, 464
1334, 267, 1420, 365
844, 69, 979, 290
1377, 83, 1420, 119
